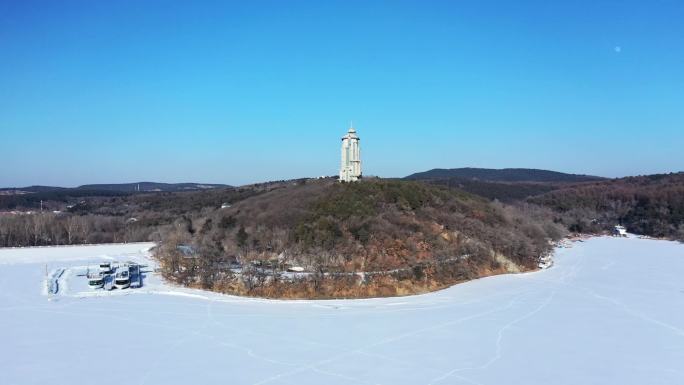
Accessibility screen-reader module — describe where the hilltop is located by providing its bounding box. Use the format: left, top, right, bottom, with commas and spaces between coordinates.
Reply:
405, 167, 605, 183
0, 182, 231, 210
155, 178, 565, 298
78, 182, 230, 192
0, 181, 229, 195
403, 167, 605, 202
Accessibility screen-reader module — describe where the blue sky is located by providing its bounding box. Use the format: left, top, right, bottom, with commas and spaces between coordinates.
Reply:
1, 0, 682, 187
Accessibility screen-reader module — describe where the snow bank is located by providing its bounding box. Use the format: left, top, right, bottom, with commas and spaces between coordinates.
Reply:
42, 268, 65, 295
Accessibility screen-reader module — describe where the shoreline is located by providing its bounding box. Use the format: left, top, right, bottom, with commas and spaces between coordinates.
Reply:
5, 234, 674, 301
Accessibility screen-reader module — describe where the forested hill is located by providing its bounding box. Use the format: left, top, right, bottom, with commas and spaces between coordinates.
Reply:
78, 182, 230, 192
529, 172, 684, 239
1, 182, 230, 194
0, 182, 232, 209
155, 178, 565, 298
405, 168, 605, 183
0, 186, 67, 194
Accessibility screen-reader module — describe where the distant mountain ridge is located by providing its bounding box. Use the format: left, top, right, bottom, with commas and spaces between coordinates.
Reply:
405, 168, 605, 183
0, 185, 67, 194
1, 182, 230, 194
78, 182, 230, 192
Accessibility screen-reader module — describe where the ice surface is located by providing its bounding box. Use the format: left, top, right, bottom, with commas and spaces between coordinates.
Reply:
1, 237, 683, 385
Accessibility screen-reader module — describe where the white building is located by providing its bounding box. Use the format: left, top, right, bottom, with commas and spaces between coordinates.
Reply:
339, 124, 362, 182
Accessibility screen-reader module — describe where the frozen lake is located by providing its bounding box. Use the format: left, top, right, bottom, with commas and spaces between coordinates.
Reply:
1, 236, 683, 385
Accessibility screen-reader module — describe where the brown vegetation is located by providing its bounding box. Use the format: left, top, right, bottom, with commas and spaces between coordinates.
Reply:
4, 172, 682, 298
0, 186, 265, 247
155, 179, 565, 298
529, 173, 684, 240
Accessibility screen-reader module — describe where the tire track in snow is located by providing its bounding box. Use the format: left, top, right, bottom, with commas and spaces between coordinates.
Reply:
251, 289, 533, 385
136, 301, 215, 385
428, 289, 557, 385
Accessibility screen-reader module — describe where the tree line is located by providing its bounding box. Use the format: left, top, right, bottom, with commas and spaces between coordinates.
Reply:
530, 173, 684, 240
0, 213, 156, 247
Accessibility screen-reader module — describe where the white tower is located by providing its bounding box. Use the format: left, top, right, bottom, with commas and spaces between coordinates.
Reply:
340, 123, 362, 182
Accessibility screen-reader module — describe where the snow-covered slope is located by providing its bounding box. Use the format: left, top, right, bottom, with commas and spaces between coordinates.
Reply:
0, 237, 683, 385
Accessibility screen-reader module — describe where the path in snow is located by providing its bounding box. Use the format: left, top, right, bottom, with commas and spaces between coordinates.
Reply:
0, 237, 683, 385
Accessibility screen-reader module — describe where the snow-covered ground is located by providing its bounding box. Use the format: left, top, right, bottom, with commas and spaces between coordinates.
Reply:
1, 237, 683, 385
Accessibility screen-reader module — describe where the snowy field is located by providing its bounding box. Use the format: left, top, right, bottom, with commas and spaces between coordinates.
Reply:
1, 237, 683, 385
